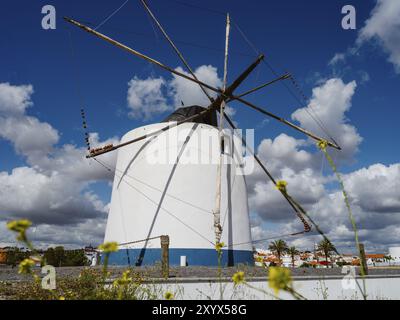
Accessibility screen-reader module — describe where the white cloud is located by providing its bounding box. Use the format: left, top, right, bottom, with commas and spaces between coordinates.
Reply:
257, 134, 316, 174
250, 163, 400, 251
0, 83, 118, 247
169, 65, 222, 107
127, 76, 171, 120
291, 78, 361, 162
329, 53, 346, 66
126, 65, 223, 121
344, 163, 400, 214
245, 77, 400, 252
249, 167, 326, 222
357, 0, 400, 73
0, 167, 107, 225
0, 83, 33, 115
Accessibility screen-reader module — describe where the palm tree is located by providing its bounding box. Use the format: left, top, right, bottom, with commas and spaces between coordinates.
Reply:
287, 246, 299, 268
317, 239, 336, 267
268, 240, 288, 266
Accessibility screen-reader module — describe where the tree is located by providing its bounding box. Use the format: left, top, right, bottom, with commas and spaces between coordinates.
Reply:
43, 247, 89, 267
317, 239, 336, 267
43, 248, 56, 266
6, 248, 30, 267
64, 250, 89, 266
384, 255, 393, 266
268, 240, 288, 266
287, 246, 299, 268
54, 246, 65, 267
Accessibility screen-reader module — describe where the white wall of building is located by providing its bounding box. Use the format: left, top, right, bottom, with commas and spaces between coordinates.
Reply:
104, 123, 253, 253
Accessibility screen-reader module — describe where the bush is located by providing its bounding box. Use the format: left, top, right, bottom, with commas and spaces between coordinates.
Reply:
300, 262, 310, 268
43, 247, 89, 267
5, 248, 30, 267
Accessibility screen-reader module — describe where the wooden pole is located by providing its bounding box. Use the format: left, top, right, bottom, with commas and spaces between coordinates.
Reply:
86, 54, 264, 158
213, 13, 230, 245
65, 17, 340, 152
64, 17, 222, 96
235, 73, 291, 98
160, 235, 170, 279
86, 106, 214, 158
139, 0, 214, 103
229, 95, 341, 150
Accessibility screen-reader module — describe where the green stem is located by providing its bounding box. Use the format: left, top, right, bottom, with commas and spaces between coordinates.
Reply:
321, 148, 367, 300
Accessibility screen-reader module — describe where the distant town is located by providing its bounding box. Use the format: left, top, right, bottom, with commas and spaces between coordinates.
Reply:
254, 240, 400, 269
1, 240, 399, 269
0, 245, 98, 267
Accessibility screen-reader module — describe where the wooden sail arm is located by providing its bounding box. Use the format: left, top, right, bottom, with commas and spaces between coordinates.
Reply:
64, 17, 223, 96
226, 95, 341, 150
139, 0, 214, 103
65, 17, 339, 151
223, 113, 311, 233
234, 73, 291, 99
86, 106, 216, 158
64, 17, 262, 104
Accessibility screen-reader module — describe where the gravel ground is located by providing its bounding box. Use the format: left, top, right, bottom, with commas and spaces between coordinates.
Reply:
1, 265, 400, 282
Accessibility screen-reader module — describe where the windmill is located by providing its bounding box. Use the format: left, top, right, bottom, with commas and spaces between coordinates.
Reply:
65, 0, 340, 267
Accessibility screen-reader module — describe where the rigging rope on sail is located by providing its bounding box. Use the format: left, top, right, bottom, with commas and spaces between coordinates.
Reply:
93, 158, 215, 246
231, 19, 339, 146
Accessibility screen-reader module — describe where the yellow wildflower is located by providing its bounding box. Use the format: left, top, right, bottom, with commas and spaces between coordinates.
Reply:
164, 291, 174, 300
317, 140, 328, 151
7, 219, 32, 242
18, 258, 35, 274
59, 296, 65, 300
98, 242, 118, 253
268, 267, 292, 295
255, 256, 264, 264
232, 271, 245, 285
275, 180, 288, 193
215, 242, 225, 254
113, 270, 132, 286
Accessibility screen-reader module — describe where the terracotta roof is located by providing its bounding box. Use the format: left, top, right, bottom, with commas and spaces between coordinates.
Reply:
365, 254, 385, 259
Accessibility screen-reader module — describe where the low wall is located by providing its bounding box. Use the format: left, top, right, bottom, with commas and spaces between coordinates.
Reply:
155, 275, 400, 300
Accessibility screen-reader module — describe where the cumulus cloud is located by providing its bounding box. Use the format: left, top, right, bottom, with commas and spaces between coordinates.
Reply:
344, 163, 400, 214
245, 77, 400, 252
169, 65, 222, 107
126, 64, 223, 120
291, 78, 362, 162
0, 83, 33, 115
127, 76, 171, 120
357, 0, 400, 73
329, 0, 400, 74
0, 83, 118, 247
249, 167, 326, 222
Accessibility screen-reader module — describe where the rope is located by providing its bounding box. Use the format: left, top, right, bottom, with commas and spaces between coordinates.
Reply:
232, 230, 319, 247
68, 31, 94, 152
119, 236, 162, 247
224, 114, 311, 236
96, 154, 213, 216
94, 0, 130, 31
84, 21, 254, 58
93, 158, 215, 246
232, 19, 338, 146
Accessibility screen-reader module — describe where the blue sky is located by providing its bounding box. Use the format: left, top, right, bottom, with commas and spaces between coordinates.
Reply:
1, 0, 398, 170
1, 0, 400, 251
